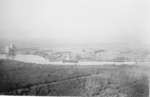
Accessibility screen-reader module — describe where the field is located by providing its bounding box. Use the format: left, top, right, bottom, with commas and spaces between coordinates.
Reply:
0, 59, 149, 97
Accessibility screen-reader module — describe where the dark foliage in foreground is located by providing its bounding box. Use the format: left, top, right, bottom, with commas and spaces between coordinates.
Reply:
0, 59, 149, 97
84, 69, 149, 97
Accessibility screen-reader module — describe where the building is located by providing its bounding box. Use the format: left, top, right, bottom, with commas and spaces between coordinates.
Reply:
5, 43, 16, 59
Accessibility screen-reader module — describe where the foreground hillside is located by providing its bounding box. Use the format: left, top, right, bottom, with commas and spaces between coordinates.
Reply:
0, 59, 149, 97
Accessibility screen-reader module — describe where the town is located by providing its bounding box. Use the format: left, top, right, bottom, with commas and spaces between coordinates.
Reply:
0, 43, 150, 64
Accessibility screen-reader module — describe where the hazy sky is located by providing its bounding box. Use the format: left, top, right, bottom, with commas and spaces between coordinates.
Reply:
0, 0, 150, 46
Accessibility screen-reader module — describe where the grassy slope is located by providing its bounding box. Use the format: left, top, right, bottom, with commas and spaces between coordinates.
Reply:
0, 59, 149, 96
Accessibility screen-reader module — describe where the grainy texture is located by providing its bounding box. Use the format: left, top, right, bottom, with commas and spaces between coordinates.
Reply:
0, 59, 149, 97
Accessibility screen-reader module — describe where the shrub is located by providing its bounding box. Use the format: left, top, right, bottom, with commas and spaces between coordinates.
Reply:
83, 70, 149, 97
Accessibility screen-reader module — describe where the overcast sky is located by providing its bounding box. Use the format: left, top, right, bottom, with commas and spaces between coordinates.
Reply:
0, 0, 150, 46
